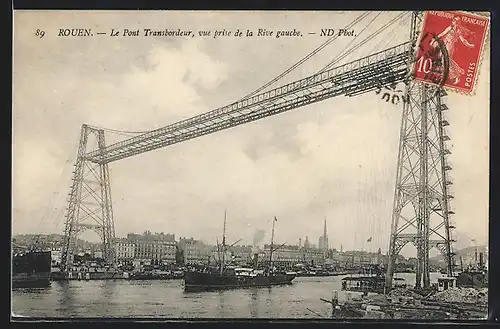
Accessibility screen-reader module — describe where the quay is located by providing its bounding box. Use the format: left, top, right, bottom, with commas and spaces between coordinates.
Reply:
51, 267, 185, 281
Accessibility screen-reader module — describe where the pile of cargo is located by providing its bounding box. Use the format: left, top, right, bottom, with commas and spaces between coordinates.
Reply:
429, 287, 488, 305
387, 288, 422, 300
326, 287, 488, 320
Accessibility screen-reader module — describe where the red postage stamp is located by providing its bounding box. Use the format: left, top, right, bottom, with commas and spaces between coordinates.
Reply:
413, 11, 490, 94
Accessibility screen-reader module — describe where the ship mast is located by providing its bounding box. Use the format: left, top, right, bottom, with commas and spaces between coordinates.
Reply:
216, 237, 221, 266
220, 208, 227, 275
269, 217, 277, 270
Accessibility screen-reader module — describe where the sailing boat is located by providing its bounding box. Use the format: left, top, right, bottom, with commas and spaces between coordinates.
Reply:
183, 213, 296, 292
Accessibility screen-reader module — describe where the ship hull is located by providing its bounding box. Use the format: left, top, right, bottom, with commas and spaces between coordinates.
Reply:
50, 271, 125, 281
12, 251, 52, 289
131, 273, 173, 280
184, 271, 296, 292
12, 272, 51, 288
457, 271, 488, 288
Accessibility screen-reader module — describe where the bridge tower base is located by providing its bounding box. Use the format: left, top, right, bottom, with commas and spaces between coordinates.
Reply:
61, 124, 116, 271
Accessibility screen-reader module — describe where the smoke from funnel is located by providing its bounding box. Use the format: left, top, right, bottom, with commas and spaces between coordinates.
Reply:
253, 229, 266, 246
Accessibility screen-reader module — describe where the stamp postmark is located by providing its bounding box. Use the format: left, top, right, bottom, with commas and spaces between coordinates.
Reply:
413, 11, 490, 95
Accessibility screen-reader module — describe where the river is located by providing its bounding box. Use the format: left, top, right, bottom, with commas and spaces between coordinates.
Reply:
12, 273, 444, 318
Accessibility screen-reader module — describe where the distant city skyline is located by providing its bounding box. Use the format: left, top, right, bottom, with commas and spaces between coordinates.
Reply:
12, 210, 481, 256
13, 223, 482, 255
12, 206, 482, 256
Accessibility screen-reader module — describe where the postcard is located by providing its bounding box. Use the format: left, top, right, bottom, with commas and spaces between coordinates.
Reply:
12, 10, 490, 320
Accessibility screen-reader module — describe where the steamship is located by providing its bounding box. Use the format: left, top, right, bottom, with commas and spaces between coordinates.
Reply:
12, 249, 52, 288
455, 249, 488, 289
184, 213, 296, 292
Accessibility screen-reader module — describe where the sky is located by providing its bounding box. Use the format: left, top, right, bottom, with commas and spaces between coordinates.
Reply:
12, 11, 490, 256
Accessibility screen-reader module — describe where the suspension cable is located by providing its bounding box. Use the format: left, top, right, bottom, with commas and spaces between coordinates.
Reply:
316, 12, 383, 74
86, 12, 407, 137
239, 11, 372, 101
319, 12, 408, 73
364, 13, 409, 65
320, 13, 406, 73
85, 13, 373, 137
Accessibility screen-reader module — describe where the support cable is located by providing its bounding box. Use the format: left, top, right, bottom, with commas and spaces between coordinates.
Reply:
86, 12, 407, 138
364, 14, 410, 68
319, 12, 408, 74
84, 12, 373, 137
238, 11, 372, 100
317, 11, 384, 74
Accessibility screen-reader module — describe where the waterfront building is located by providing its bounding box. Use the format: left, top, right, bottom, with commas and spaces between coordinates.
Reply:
114, 238, 136, 261
340, 250, 393, 267
134, 240, 176, 263
51, 247, 62, 267
178, 238, 212, 265
259, 245, 301, 267
302, 247, 325, 266
229, 245, 253, 263
324, 249, 389, 268
259, 244, 325, 268
127, 231, 175, 243
127, 231, 177, 264
210, 247, 232, 265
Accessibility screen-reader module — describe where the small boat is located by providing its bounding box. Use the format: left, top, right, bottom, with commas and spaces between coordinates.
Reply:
340, 265, 388, 294
341, 274, 386, 295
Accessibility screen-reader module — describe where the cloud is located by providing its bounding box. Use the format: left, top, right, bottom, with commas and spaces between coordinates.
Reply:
12, 29, 231, 239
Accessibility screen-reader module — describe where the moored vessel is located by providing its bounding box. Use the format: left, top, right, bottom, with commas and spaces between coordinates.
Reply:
131, 270, 175, 280
12, 250, 52, 288
340, 264, 388, 294
184, 212, 296, 291
184, 267, 296, 291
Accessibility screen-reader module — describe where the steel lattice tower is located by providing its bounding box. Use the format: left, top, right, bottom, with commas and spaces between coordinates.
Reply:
385, 13, 456, 290
61, 124, 116, 271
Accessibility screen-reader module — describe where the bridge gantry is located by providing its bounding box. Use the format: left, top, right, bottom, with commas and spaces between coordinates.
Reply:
60, 12, 456, 290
